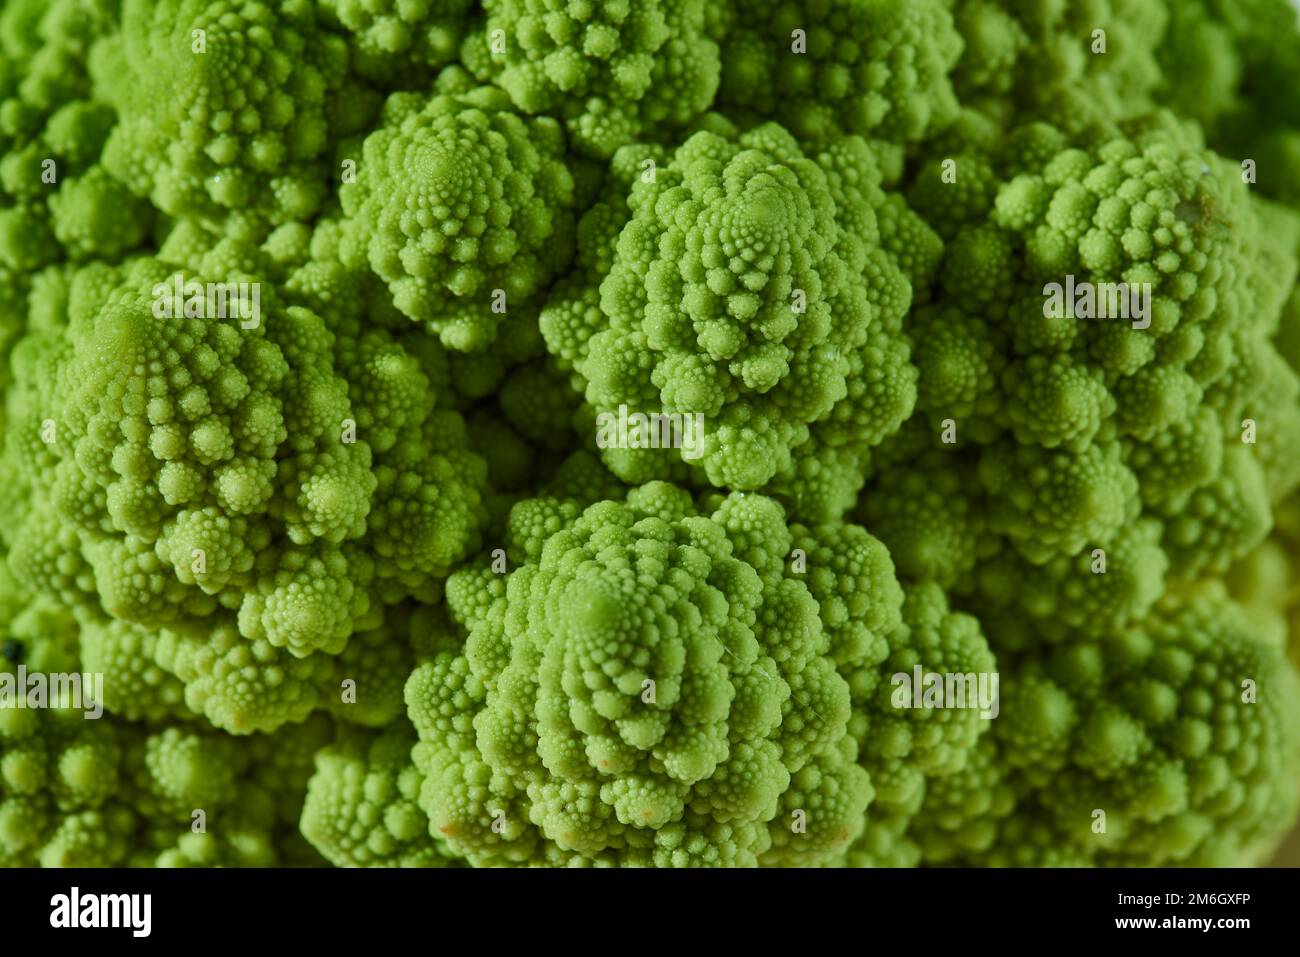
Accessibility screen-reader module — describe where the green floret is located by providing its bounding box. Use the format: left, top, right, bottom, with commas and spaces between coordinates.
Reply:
771, 311, 919, 522
0, 252, 489, 731
236, 544, 375, 657
404, 484, 906, 866
1001, 354, 1115, 451
1155, 0, 1300, 209
1, 331, 74, 545
860, 450, 991, 590
46, 166, 152, 261
951, 0, 1169, 133
464, 0, 719, 159
153, 618, 334, 734
283, 266, 492, 589
539, 141, 663, 390
319, 0, 476, 85
716, 0, 962, 147
552, 121, 918, 496
0, 584, 80, 677
984, 128, 1261, 384
907, 305, 1005, 430
325, 602, 443, 728
973, 518, 1169, 647
340, 81, 576, 351
874, 192, 946, 298
1249, 350, 1300, 503
0, 0, 127, 267
1159, 445, 1272, 579
0, 206, 53, 272
37, 261, 375, 633
0, 263, 26, 382
980, 439, 1139, 564
876, 119, 1299, 584
1124, 407, 1223, 509
149, 597, 438, 738
907, 735, 1015, 864
0, 674, 330, 866
844, 583, 996, 840
1156, 0, 1244, 131
104, 0, 375, 239
365, 413, 488, 588
78, 614, 192, 723
301, 722, 457, 867
134, 715, 330, 866
0, 706, 134, 866
966, 586, 1300, 866
0, 201, 53, 275
498, 360, 582, 445
907, 150, 1000, 242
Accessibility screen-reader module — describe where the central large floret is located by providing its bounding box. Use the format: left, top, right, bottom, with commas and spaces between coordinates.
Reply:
573, 123, 917, 492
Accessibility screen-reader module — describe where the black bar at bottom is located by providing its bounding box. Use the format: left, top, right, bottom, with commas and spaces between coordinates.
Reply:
0, 866, 1287, 944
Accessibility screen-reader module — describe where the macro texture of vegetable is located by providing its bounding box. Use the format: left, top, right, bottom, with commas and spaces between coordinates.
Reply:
2, 0, 1300, 870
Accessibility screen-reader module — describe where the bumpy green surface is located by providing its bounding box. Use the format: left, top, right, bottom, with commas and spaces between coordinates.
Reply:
340, 75, 576, 351
405, 484, 915, 865
545, 120, 922, 494
2, 0, 1300, 870
463, 0, 721, 159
